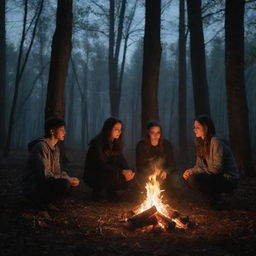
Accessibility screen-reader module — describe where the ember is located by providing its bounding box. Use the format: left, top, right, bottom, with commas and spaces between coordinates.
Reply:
128, 169, 189, 231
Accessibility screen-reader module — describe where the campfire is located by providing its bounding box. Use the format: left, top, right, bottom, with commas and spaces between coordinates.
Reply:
128, 169, 189, 231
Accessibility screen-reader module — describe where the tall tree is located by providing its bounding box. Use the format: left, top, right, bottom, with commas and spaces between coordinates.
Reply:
225, 0, 254, 175
178, 0, 188, 158
3, 0, 44, 157
141, 0, 162, 133
70, 55, 89, 149
118, 0, 138, 94
0, 0, 6, 150
45, 0, 73, 119
187, 0, 210, 116
108, 0, 127, 117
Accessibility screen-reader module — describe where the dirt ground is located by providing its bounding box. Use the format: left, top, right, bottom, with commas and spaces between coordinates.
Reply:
0, 152, 256, 256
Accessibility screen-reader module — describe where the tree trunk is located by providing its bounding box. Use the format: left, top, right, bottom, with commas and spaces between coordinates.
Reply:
225, 0, 254, 176
0, 0, 6, 150
45, 0, 73, 119
82, 53, 89, 149
141, 0, 162, 134
118, 0, 138, 104
108, 0, 115, 116
187, 0, 210, 116
3, 0, 44, 157
108, 0, 126, 117
178, 0, 188, 157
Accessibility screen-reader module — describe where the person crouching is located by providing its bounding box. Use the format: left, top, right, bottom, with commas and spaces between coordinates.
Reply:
22, 117, 80, 210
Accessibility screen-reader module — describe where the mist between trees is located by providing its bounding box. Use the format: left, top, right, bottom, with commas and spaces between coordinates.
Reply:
1, 0, 256, 175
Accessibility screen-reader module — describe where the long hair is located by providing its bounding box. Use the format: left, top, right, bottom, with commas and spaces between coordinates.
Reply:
144, 120, 164, 154
90, 117, 123, 155
194, 115, 216, 159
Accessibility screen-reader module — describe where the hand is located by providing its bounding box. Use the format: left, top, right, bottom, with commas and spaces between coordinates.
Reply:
122, 169, 135, 181
160, 171, 167, 180
70, 177, 80, 187
183, 169, 193, 180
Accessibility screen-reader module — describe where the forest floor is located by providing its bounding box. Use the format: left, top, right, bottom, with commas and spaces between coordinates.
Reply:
0, 152, 256, 256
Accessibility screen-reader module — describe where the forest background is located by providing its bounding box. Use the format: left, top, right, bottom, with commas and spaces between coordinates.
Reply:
0, 0, 255, 175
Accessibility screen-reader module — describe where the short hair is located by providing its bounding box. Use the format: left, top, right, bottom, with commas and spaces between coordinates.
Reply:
44, 117, 65, 137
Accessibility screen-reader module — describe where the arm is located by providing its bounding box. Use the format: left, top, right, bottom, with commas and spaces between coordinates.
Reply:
90, 142, 126, 183
191, 156, 206, 174
34, 143, 70, 180
117, 152, 130, 170
191, 138, 223, 175
183, 153, 207, 180
96, 143, 123, 174
206, 138, 223, 174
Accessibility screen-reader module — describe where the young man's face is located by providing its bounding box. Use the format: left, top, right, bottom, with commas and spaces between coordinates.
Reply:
51, 126, 66, 141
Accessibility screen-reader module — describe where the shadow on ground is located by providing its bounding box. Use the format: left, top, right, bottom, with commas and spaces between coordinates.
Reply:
0, 152, 256, 256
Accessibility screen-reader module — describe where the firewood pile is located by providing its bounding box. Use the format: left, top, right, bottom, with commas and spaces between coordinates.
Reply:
127, 205, 190, 231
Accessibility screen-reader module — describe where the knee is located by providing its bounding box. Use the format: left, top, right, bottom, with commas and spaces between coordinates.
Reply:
54, 178, 71, 192
186, 174, 200, 189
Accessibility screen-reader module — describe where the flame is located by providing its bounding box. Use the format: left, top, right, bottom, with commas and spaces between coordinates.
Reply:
137, 169, 169, 217
136, 168, 187, 230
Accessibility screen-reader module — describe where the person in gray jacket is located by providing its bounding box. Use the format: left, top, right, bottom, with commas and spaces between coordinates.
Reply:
183, 115, 240, 205
22, 117, 79, 208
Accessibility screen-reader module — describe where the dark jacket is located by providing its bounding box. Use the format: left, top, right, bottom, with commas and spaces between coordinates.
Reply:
22, 138, 70, 196
136, 139, 175, 177
83, 137, 129, 188
192, 136, 240, 182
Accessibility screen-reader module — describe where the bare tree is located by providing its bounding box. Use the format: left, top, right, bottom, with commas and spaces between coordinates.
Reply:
45, 0, 73, 119
3, 0, 44, 157
108, 0, 127, 117
187, 0, 210, 116
118, 0, 138, 93
141, 0, 162, 133
178, 0, 188, 158
70, 55, 89, 149
225, 0, 254, 175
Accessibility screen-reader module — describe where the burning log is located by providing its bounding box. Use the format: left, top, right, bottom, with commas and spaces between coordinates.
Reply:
156, 212, 176, 231
128, 206, 157, 228
170, 210, 180, 219
129, 215, 158, 229
126, 168, 191, 231
167, 210, 190, 228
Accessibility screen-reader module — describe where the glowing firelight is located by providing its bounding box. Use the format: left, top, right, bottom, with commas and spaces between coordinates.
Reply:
136, 168, 187, 230
137, 169, 169, 217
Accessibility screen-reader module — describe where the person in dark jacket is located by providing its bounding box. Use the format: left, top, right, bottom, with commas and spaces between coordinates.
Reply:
22, 117, 80, 209
83, 117, 135, 201
183, 115, 240, 206
136, 121, 175, 189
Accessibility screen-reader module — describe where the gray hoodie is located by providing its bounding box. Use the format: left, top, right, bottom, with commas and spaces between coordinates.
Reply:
23, 138, 70, 195
192, 136, 240, 182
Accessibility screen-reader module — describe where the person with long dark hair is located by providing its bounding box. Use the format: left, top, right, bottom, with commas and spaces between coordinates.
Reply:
136, 121, 175, 188
183, 115, 240, 206
83, 117, 135, 201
